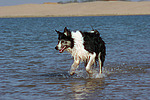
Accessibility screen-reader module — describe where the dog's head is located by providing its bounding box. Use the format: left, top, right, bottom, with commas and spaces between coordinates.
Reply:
55, 27, 74, 53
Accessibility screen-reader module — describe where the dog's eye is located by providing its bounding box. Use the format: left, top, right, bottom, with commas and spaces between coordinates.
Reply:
61, 41, 64, 43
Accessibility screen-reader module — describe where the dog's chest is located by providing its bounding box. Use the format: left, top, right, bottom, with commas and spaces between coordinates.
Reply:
70, 45, 90, 61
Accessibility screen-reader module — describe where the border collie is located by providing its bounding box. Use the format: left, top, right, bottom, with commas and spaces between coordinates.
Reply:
55, 27, 106, 76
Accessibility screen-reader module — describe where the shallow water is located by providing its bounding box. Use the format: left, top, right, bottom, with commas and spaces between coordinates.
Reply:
0, 16, 150, 100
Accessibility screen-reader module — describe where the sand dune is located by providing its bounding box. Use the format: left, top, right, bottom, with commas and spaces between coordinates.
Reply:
0, 1, 150, 18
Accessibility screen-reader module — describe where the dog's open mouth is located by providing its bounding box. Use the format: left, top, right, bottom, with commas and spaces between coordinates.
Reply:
59, 46, 67, 53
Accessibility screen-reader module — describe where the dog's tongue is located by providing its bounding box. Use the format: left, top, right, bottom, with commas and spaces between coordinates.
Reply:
59, 46, 66, 53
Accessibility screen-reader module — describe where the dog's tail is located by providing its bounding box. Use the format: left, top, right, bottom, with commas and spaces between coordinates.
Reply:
90, 25, 94, 31
90, 25, 100, 36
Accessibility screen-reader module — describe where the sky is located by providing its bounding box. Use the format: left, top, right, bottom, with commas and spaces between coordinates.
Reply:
0, 0, 68, 6
0, 0, 149, 6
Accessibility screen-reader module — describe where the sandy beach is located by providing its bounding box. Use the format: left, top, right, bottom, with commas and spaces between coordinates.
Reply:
0, 1, 150, 18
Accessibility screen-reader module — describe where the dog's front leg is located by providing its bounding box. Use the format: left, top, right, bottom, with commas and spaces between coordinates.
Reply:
86, 53, 96, 74
70, 59, 80, 75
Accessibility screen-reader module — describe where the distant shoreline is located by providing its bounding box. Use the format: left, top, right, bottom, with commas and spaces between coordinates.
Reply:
0, 1, 150, 18
1, 14, 150, 18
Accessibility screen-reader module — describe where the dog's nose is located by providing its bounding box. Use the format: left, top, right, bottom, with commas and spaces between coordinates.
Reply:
55, 46, 58, 50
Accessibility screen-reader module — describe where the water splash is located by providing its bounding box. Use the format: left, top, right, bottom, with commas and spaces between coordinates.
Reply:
74, 67, 112, 79
41, 64, 134, 79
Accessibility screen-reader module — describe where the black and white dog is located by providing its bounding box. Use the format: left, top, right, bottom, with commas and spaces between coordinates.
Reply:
55, 27, 106, 76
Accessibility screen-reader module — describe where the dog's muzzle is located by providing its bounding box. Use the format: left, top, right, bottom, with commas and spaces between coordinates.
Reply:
55, 46, 58, 50
55, 45, 67, 53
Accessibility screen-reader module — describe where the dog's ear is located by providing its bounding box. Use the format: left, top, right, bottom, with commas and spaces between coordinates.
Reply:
64, 27, 71, 37
55, 30, 61, 34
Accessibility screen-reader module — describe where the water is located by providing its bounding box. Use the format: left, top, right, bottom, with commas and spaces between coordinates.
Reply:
0, 16, 150, 100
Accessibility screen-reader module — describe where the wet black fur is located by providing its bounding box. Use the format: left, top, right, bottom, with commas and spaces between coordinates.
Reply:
81, 31, 106, 66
